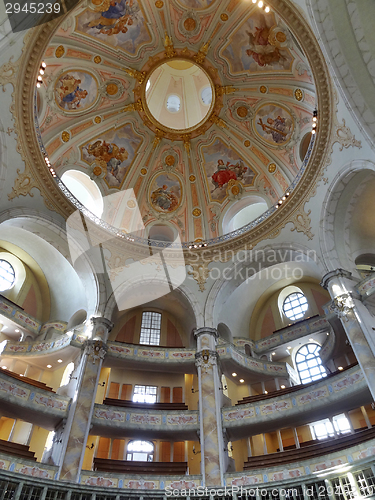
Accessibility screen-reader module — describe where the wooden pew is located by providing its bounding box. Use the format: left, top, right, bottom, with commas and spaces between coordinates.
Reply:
0, 368, 54, 392
0, 439, 36, 461
93, 458, 187, 475
103, 398, 188, 410
243, 427, 375, 470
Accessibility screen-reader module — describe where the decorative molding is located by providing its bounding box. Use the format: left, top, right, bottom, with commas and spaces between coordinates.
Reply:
289, 206, 314, 240
188, 262, 210, 292
84, 340, 108, 364
8, 167, 40, 200
332, 117, 362, 151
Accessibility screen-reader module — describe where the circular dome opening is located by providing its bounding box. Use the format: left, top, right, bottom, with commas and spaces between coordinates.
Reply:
145, 60, 214, 131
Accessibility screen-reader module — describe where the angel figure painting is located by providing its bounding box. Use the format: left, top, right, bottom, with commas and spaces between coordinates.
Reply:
149, 174, 182, 213
55, 72, 97, 112
76, 0, 151, 53
202, 139, 256, 202
82, 125, 142, 187
254, 104, 294, 145
221, 11, 293, 73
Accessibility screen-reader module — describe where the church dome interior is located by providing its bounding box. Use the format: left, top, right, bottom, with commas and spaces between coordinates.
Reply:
0, 0, 375, 497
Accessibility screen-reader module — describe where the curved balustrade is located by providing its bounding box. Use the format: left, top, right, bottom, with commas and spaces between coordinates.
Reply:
357, 273, 375, 298
0, 295, 67, 337
2, 334, 71, 356
237, 316, 333, 355
91, 403, 199, 439
0, 370, 70, 429
218, 344, 289, 378
222, 365, 371, 439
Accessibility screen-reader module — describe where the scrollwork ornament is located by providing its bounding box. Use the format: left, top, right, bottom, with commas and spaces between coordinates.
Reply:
187, 262, 210, 292
84, 340, 108, 364
195, 350, 218, 371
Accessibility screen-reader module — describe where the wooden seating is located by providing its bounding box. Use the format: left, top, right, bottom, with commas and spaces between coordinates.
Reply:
0, 368, 54, 392
243, 427, 375, 470
236, 363, 358, 406
93, 458, 187, 475
0, 439, 36, 461
103, 398, 188, 410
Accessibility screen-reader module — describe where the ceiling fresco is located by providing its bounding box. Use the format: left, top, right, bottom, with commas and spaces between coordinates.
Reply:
36, 0, 317, 243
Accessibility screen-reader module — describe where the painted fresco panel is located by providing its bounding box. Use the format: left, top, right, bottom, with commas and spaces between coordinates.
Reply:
82, 125, 142, 187
202, 138, 256, 202
76, 0, 151, 53
221, 12, 293, 73
54, 71, 97, 112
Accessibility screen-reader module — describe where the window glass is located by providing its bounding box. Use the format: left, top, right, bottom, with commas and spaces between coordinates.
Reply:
201, 87, 212, 105
166, 94, 181, 113
140, 311, 161, 345
132, 385, 157, 404
283, 292, 308, 320
0, 260, 15, 291
127, 440, 154, 461
296, 343, 327, 384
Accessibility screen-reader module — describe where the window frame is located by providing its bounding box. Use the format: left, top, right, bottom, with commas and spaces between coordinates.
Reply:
0, 259, 16, 292
126, 439, 154, 462
295, 343, 327, 384
283, 291, 309, 321
139, 311, 162, 345
132, 384, 157, 404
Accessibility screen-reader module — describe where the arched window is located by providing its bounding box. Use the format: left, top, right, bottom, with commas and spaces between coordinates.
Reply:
283, 292, 308, 321
201, 87, 212, 105
0, 260, 15, 291
295, 343, 327, 384
126, 440, 154, 461
166, 95, 181, 113
140, 311, 161, 345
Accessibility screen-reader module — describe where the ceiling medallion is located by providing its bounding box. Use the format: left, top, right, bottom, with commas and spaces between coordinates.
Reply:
268, 163, 277, 173
192, 208, 202, 217
244, 140, 251, 147
259, 85, 268, 94
61, 131, 70, 142
55, 45, 64, 58
220, 13, 229, 22
189, 175, 196, 182
140, 168, 147, 175
155, 0, 163, 6
294, 88, 304, 101
93, 56, 101, 64
94, 116, 102, 124
131, 49, 224, 142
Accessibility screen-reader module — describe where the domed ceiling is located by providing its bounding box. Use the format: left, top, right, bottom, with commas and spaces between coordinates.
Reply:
36, 0, 316, 244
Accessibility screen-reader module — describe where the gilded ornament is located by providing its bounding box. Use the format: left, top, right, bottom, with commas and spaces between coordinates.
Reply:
194, 42, 209, 63
141, 168, 147, 175
231, 185, 240, 196
236, 106, 248, 118
93, 166, 102, 176
244, 140, 250, 147
125, 68, 146, 84
260, 85, 267, 93
127, 200, 136, 208
268, 163, 277, 173
165, 155, 176, 167
164, 32, 176, 58
184, 18, 196, 31
220, 13, 228, 21
189, 175, 196, 182
192, 208, 201, 217
61, 131, 70, 142
106, 83, 118, 96
94, 56, 102, 64
276, 32, 287, 43
55, 45, 65, 58
94, 116, 102, 124
294, 88, 303, 101
155, 0, 163, 6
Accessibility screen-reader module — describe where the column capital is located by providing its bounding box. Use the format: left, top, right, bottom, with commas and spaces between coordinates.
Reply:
83, 339, 108, 364
320, 268, 352, 289
90, 316, 114, 331
194, 327, 218, 339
